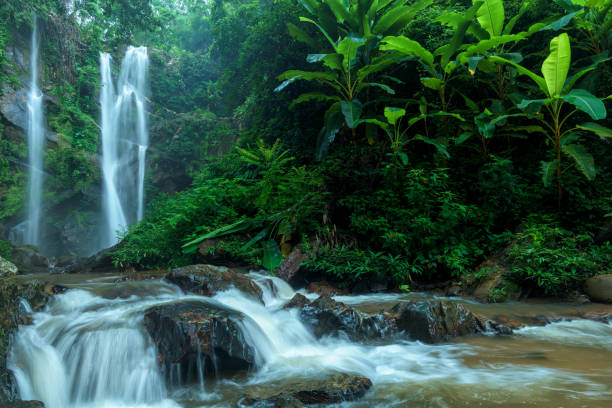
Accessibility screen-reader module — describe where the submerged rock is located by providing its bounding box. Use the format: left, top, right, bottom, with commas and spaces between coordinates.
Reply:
165, 264, 263, 302
585, 274, 612, 303
143, 300, 257, 383
238, 373, 372, 407
284, 294, 396, 341
0, 256, 18, 276
391, 300, 484, 343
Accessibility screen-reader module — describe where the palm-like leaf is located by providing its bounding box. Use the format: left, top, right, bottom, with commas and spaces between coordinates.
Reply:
541, 33, 571, 97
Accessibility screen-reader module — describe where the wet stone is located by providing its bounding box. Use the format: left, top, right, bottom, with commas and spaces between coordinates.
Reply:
143, 299, 257, 384
284, 294, 396, 341
238, 373, 372, 407
391, 300, 484, 343
165, 264, 263, 302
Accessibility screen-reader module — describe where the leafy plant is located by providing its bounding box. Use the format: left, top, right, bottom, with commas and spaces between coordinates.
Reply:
489, 33, 611, 208
276, 0, 432, 156
507, 219, 610, 295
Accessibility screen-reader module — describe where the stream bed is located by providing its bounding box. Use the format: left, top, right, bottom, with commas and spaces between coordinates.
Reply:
8, 273, 612, 408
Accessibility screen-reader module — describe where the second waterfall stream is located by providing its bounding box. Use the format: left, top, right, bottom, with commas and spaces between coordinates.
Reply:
99, 46, 149, 249
8, 273, 612, 408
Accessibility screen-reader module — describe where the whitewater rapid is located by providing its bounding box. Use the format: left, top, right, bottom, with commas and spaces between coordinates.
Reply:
8, 274, 612, 407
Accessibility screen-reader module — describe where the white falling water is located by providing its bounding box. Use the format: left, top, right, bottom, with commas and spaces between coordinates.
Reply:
24, 17, 45, 246
99, 46, 149, 248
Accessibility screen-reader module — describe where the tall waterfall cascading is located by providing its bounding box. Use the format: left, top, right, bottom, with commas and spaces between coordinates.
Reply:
99, 46, 149, 248
24, 17, 45, 246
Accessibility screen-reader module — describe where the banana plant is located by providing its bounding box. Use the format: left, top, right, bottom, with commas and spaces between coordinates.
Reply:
380, 1, 484, 113
460, 0, 582, 98
276, 0, 432, 157
363, 105, 455, 164
457, 0, 539, 98
489, 33, 611, 208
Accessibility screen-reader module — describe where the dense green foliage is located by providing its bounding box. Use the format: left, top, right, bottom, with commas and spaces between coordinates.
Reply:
1, 0, 611, 297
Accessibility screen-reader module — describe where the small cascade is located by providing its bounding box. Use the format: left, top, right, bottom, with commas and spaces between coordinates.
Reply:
24, 16, 45, 246
99, 46, 149, 249
9, 286, 182, 408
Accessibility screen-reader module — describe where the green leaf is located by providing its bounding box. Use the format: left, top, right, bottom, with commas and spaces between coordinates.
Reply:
326, 0, 353, 25
287, 23, 317, 48
341, 100, 363, 128
337, 36, 365, 71
517, 98, 550, 113
289, 92, 341, 109
542, 33, 571, 97
577, 122, 612, 138
538, 10, 583, 32
458, 34, 526, 63
182, 219, 254, 254
562, 144, 596, 180
364, 82, 395, 94
421, 77, 443, 90
299, 17, 338, 51
277, 70, 337, 84
262, 240, 283, 272
455, 132, 473, 145
504, 0, 531, 34
384, 107, 406, 125
561, 89, 607, 120
381, 36, 434, 67
488, 56, 548, 95
241, 228, 269, 251
440, 2, 483, 69
414, 135, 451, 158
541, 160, 557, 187
563, 54, 611, 93
474, 0, 505, 37
373, 0, 432, 35
317, 102, 344, 159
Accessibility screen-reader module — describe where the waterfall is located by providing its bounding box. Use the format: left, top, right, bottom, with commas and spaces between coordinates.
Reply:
99, 46, 149, 248
24, 17, 45, 246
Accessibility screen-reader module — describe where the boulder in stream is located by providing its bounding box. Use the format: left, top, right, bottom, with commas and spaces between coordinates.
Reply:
165, 264, 263, 302
143, 299, 257, 383
284, 294, 396, 341
584, 274, 612, 303
238, 373, 372, 407
391, 300, 484, 343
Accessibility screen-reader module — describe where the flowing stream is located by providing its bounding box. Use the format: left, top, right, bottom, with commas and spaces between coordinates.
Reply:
24, 16, 45, 246
8, 274, 612, 408
99, 46, 149, 249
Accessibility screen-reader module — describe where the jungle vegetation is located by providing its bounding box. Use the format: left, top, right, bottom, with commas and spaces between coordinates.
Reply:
1, 0, 611, 297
